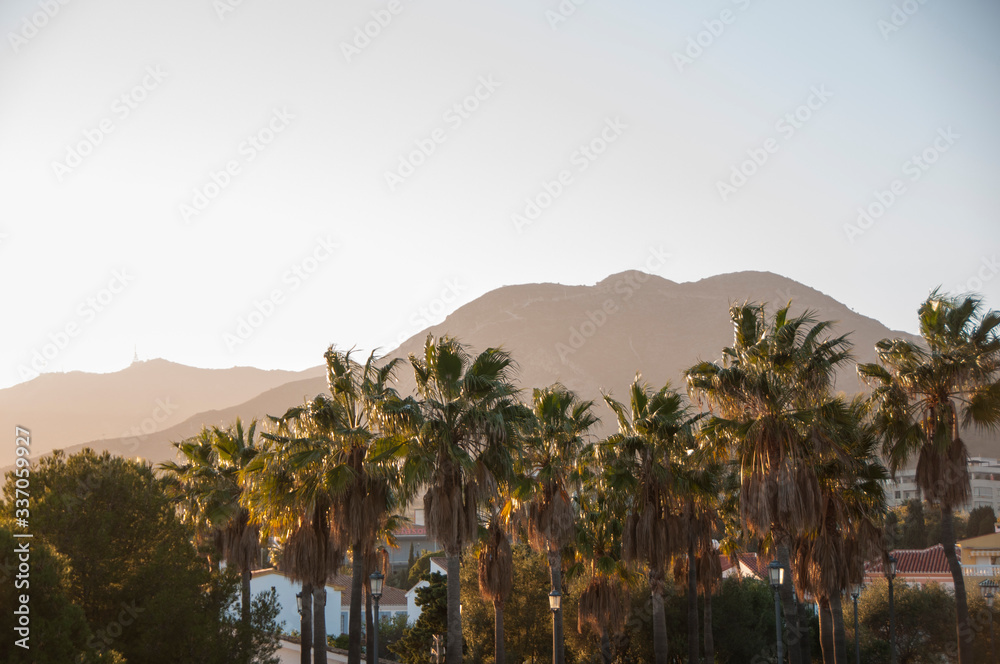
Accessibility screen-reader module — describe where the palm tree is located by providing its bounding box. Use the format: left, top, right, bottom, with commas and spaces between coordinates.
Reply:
160, 418, 263, 657
686, 302, 853, 664
245, 346, 410, 664
403, 335, 530, 664
572, 477, 629, 664
859, 290, 1000, 664
519, 384, 598, 664
600, 375, 702, 664
478, 511, 513, 664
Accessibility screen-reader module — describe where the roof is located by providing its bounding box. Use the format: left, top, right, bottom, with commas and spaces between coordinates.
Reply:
865, 544, 952, 575
430, 557, 447, 573
958, 531, 1000, 549
328, 574, 408, 607
735, 553, 768, 581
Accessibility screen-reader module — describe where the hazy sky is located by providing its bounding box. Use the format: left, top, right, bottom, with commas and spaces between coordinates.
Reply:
2, 0, 998, 389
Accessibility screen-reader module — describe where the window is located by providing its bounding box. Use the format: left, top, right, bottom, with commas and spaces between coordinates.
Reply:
414, 509, 425, 526
342, 612, 349, 635
895, 491, 901, 499
975, 487, 994, 497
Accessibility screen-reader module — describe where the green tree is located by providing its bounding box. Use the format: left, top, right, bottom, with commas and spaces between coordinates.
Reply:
859, 290, 1000, 664
851, 579, 956, 663
404, 335, 531, 664
461, 543, 554, 664
2, 449, 280, 664
966, 505, 997, 538
391, 572, 447, 664
900, 498, 927, 549
0, 520, 105, 663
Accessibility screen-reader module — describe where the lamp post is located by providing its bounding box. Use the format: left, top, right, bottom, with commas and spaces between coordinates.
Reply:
371, 571, 384, 664
885, 555, 897, 664
549, 589, 562, 664
980, 579, 999, 664
768, 561, 784, 663
850, 583, 862, 664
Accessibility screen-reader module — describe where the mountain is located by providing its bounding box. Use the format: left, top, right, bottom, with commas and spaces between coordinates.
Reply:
5, 270, 996, 470
0, 359, 324, 467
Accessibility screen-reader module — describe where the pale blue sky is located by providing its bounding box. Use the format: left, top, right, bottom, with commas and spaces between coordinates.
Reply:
1, 0, 998, 388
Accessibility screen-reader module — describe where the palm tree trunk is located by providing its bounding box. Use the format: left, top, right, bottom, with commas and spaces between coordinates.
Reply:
942, 505, 975, 664
830, 592, 847, 664
600, 627, 613, 664
818, 596, 834, 664
301, 581, 313, 664
687, 535, 699, 664
348, 551, 364, 664
494, 599, 505, 664
241, 564, 252, 658
313, 584, 328, 664
548, 551, 564, 664
651, 572, 669, 664
446, 553, 462, 664
366, 581, 374, 662
798, 601, 810, 664
704, 590, 714, 664
776, 546, 803, 664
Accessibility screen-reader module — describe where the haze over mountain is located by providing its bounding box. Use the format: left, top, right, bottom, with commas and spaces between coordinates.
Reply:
4, 270, 995, 470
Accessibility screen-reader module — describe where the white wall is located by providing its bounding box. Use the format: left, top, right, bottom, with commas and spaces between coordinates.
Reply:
251, 572, 344, 638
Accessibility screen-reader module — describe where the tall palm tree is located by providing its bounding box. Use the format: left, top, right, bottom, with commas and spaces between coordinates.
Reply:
859, 290, 1000, 664
600, 375, 702, 664
160, 418, 263, 657
519, 384, 598, 664
686, 302, 853, 664
245, 346, 410, 664
403, 335, 530, 664
478, 511, 513, 664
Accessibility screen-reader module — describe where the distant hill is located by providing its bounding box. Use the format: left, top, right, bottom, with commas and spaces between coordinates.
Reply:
5, 270, 996, 471
0, 359, 324, 467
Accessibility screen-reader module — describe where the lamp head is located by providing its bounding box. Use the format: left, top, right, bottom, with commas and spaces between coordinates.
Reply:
549, 589, 561, 612
370, 571, 384, 600
768, 561, 784, 589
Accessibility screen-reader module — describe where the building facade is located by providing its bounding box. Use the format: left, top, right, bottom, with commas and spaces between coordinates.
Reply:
885, 456, 1000, 512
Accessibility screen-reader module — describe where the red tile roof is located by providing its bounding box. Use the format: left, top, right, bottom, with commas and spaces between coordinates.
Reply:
865, 544, 953, 576
735, 553, 769, 581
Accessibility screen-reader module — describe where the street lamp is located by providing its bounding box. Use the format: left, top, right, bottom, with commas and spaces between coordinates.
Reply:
849, 583, 862, 664
549, 589, 561, 664
371, 571, 384, 664
768, 561, 784, 664
295, 591, 303, 615
885, 555, 898, 664
980, 579, 999, 664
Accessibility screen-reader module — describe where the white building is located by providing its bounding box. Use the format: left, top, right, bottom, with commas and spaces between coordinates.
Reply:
404, 557, 448, 625
885, 456, 1000, 512
250, 569, 409, 639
